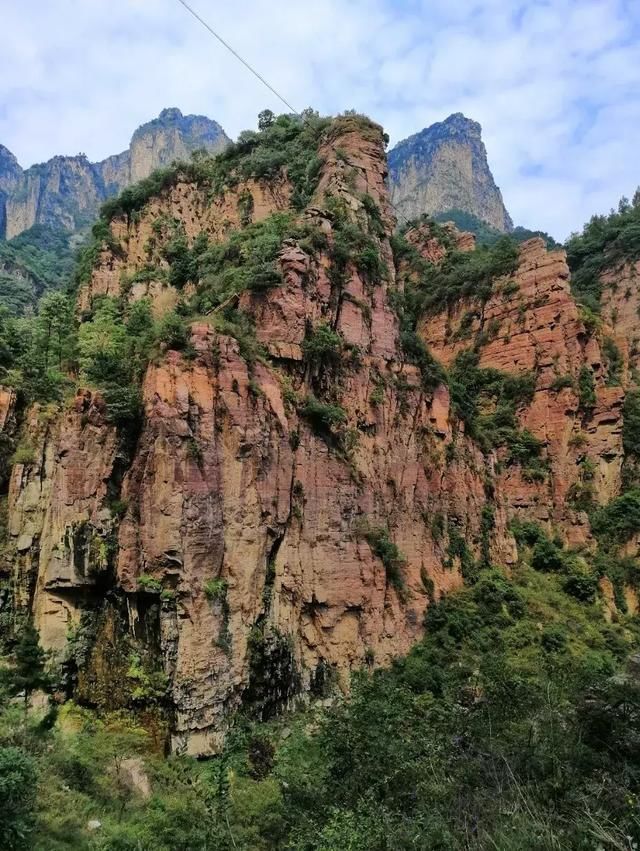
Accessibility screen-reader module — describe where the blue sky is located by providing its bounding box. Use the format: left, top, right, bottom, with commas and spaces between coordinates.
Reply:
1, 0, 640, 238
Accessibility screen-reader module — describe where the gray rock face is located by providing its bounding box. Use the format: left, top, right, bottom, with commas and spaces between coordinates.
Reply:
388, 113, 513, 232
0, 145, 23, 237
0, 108, 230, 238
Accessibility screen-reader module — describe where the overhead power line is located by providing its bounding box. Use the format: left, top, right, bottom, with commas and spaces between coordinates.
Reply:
174, 0, 409, 226
175, 0, 300, 116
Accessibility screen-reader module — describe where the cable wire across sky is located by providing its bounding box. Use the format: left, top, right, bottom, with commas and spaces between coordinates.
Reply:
174, 0, 409, 226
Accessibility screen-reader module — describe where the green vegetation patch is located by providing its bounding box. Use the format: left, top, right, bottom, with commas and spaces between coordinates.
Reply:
567, 191, 640, 311
393, 222, 519, 315
449, 349, 545, 477
435, 208, 561, 250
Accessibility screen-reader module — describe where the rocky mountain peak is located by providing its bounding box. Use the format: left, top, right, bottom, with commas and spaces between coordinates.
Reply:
388, 112, 513, 232
0, 109, 230, 239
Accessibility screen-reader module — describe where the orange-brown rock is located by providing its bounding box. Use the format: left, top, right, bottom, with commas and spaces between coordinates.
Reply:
8, 392, 118, 649
77, 177, 292, 314
418, 236, 624, 543
7, 117, 631, 755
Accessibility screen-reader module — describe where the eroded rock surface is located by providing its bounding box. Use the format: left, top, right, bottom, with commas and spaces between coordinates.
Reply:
5, 117, 633, 755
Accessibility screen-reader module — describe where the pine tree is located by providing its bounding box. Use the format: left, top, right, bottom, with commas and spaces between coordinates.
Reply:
7, 623, 49, 710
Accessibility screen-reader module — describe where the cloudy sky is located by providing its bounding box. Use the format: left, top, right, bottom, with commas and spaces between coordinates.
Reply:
1, 0, 639, 238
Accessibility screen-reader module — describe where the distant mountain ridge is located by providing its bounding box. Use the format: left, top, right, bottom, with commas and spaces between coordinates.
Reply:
0, 108, 230, 239
388, 113, 513, 232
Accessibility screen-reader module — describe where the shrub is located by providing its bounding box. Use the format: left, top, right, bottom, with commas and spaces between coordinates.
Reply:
509, 519, 544, 548
562, 569, 598, 602
157, 311, 189, 351
550, 374, 574, 392
0, 746, 37, 849
623, 389, 640, 457
578, 365, 596, 411
204, 578, 228, 603
602, 337, 623, 386
11, 443, 36, 466
137, 574, 163, 594
404, 233, 519, 315
540, 623, 568, 652
531, 537, 567, 573
567, 192, 640, 310
364, 526, 406, 590
195, 213, 295, 312
591, 488, 640, 546
302, 323, 343, 367
300, 396, 347, 434
399, 330, 446, 392
213, 310, 266, 366
101, 384, 142, 427
449, 349, 544, 475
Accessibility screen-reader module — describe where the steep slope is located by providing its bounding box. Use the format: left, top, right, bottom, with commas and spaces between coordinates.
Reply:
0, 108, 230, 239
388, 113, 513, 231
1, 113, 638, 763
0, 144, 23, 237
1, 114, 504, 755
0, 225, 75, 315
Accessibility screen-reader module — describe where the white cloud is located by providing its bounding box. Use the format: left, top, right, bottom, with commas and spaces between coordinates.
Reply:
0, 0, 639, 238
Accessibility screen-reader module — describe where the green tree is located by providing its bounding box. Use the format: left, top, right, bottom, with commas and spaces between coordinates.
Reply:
3, 623, 49, 711
258, 109, 275, 131
0, 746, 37, 849
157, 311, 188, 351
78, 298, 128, 385
32, 291, 75, 373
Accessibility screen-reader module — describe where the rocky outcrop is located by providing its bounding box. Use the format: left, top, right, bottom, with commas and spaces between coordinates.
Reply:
5, 156, 106, 239
417, 231, 624, 545
8, 393, 119, 648
0, 145, 23, 237
0, 109, 229, 239
8, 117, 515, 754
126, 109, 229, 185
4, 115, 632, 756
600, 259, 640, 377
388, 113, 513, 232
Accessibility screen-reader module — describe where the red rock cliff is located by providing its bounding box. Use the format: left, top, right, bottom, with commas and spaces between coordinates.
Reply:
5, 117, 631, 754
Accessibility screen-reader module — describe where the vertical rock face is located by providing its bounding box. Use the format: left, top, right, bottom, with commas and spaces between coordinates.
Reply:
8, 393, 119, 648
0, 145, 23, 237
126, 108, 229, 185
5, 156, 106, 239
417, 229, 624, 546
388, 113, 513, 232
4, 114, 632, 755
0, 109, 230, 239
7, 116, 508, 754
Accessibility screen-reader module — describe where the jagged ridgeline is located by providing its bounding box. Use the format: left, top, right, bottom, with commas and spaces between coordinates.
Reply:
1, 111, 640, 849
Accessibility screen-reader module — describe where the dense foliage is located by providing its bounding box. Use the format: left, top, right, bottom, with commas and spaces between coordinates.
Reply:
2, 545, 638, 850
0, 225, 75, 315
567, 190, 640, 311
393, 223, 519, 315
435, 208, 561, 250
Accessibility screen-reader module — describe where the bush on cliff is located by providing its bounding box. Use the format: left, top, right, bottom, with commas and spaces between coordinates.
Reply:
299, 396, 347, 435
301, 323, 343, 368
194, 213, 297, 313
99, 110, 331, 226
567, 189, 640, 310
449, 348, 545, 476
394, 226, 519, 315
